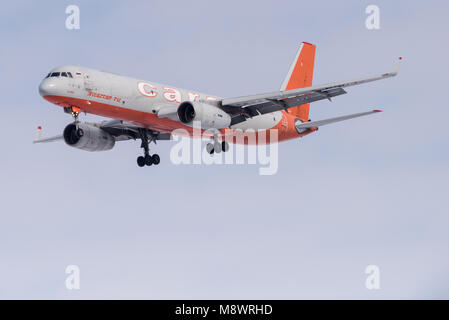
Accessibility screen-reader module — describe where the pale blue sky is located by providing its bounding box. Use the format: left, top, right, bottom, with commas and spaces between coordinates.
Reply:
0, 0, 448, 299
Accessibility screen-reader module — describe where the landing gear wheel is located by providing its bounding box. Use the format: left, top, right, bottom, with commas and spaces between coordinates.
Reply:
206, 143, 214, 154
214, 141, 221, 153
222, 141, 229, 152
145, 155, 153, 166
137, 156, 145, 167
152, 154, 160, 165
137, 128, 162, 167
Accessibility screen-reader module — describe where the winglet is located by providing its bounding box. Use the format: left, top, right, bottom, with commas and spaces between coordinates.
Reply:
392, 57, 402, 76
34, 126, 43, 143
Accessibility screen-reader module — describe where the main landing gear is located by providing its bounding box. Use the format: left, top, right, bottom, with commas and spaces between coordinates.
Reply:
206, 141, 229, 154
206, 131, 230, 154
137, 128, 161, 167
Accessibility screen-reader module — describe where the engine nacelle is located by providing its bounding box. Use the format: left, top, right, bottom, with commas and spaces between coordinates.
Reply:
177, 101, 231, 129
63, 123, 115, 152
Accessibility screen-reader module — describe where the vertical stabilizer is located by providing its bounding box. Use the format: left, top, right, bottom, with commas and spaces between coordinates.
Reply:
280, 42, 316, 121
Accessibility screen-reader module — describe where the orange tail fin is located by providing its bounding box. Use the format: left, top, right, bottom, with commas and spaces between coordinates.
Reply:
280, 42, 316, 122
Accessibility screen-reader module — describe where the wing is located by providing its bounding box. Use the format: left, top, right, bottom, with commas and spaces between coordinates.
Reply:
98, 119, 171, 142
221, 57, 402, 125
33, 134, 63, 143
33, 120, 171, 144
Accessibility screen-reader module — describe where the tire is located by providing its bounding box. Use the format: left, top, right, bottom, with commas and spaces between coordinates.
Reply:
206, 143, 214, 154
145, 155, 153, 166
222, 141, 229, 152
214, 141, 221, 153
152, 154, 160, 165
137, 156, 145, 167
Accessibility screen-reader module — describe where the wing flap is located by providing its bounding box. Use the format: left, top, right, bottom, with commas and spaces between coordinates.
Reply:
282, 87, 347, 107
100, 120, 171, 141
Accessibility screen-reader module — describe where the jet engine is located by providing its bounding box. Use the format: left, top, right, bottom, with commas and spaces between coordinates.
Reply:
177, 101, 231, 129
63, 123, 115, 151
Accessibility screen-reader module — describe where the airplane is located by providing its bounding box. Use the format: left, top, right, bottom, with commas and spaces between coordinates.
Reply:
36, 42, 401, 167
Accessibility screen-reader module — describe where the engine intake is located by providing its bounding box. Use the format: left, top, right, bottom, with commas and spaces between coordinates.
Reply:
177, 101, 231, 129
177, 101, 196, 124
63, 123, 115, 151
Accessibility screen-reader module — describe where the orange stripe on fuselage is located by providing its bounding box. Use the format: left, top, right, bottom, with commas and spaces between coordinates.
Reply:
43, 95, 316, 145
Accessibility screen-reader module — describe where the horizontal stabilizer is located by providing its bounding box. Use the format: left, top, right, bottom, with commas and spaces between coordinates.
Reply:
295, 110, 382, 130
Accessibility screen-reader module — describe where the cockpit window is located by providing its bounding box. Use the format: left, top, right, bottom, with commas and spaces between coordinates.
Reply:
46, 71, 73, 78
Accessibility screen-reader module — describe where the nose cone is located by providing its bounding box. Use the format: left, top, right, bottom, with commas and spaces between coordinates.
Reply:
39, 79, 58, 97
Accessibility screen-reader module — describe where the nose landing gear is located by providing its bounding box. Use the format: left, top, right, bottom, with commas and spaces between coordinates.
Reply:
137, 128, 161, 167
64, 106, 82, 123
